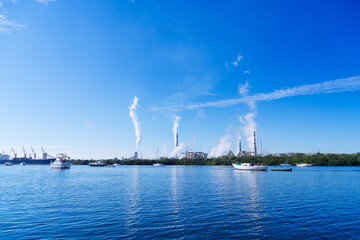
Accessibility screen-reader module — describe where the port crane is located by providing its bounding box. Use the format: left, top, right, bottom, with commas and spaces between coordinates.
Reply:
41, 146, 54, 159
31, 147, 36, 159
22, 146, 27, 158
11, 147, 17, 158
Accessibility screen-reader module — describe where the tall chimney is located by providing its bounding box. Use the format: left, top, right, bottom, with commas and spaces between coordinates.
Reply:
254, 131, 257, 156
239, 139, 242, 153
176, 133, 179, 147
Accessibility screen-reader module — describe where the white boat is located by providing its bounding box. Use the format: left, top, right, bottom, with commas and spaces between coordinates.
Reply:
51, 154, 71, 169
20, 162, 26, 166
232, 163, 267, 171
106, 164, 115, 167
280, 162, 291, 166
4, 162, 13, 166
89, 161, 105, 167
296, 163, 312, 167
113, 163, 120, 166
153, 163, 164, 167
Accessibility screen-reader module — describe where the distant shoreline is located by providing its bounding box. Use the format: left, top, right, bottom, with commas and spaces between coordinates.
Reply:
70, 153, 360, 166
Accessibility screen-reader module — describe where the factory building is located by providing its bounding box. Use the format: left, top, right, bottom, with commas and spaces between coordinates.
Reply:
185, 151, 208, 159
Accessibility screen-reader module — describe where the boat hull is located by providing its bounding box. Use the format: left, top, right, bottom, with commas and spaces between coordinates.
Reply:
232, 163, 267, 171
153, 163, 164, 166
51, 163, 71, 169
271, 168, 292, 171
296, 164, 312, 167
0, 158, 54, 165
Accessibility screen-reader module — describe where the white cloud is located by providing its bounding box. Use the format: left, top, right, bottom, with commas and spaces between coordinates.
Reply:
0, 14, 24, 33
37, 0, 56, 4
244, 70, 251, 74
154, 75, 360, 111
238, 80, 249, 95
231, 54, 243, 66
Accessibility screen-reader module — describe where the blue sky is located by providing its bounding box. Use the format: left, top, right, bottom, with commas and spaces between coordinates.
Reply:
0, 0, 360, 159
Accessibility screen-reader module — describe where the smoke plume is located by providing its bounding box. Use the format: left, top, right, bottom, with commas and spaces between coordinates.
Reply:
209, 134, 232, 158
169, 142, 185, 158
239, 113, 257, 151
172, 116, 181, 147
129, 96, 141, 151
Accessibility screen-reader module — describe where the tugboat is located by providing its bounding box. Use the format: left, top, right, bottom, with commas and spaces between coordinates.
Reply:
89, 161, 106, 167
51, 154, 71, 169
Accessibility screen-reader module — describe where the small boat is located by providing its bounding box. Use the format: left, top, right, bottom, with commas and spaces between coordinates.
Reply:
280, 161, 291, 167
232, 163, 267, 171
271, 168, 292, 171
20, 162, 26, 166
4, 162, 13, 166
296, 163, 312, 167
113, 163, 120, 166
153, 163, 164, 167
106, 164, 115, 167
51, 154, 71, 169
89, 161, 106, 167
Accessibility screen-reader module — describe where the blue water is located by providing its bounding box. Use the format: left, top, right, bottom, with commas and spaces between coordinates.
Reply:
1, 165, 360, 239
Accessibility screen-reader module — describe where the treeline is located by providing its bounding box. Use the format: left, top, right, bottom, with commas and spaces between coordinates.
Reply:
70, 153, 360, 166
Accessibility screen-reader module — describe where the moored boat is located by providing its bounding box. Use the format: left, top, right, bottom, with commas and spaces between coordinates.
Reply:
271, 168, 292, 171
89, 161, 106, 167
153, 163, 164, 167
296, 163, 312, 167
51, 154, 71, 169
280, 161, 291, 167
20, 162, 26, 166
4, 162, 13, 166
232, 163, 267, 171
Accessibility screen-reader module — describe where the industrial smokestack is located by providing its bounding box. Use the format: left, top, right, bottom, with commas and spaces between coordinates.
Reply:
176, 133, 178, 147
254, 131, 257, 156
172, 116, 181, 147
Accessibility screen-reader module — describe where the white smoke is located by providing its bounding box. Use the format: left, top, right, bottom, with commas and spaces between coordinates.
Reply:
239, 113, 257, 151
209, 134, 232, 158
129, 96, 141, 151
236, 134, 242, 154
172, 116, 181, 147
169, 142, 185, 158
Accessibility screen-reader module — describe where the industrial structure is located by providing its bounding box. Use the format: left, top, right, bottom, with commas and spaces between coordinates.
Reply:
185, 151, 208, 159
0, 146, 55, 165
237, 131, 258, 157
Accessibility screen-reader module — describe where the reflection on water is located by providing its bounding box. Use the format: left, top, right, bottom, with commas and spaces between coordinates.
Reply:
125, 166, 140, 238
170, 166, 185, 239
1, 166, 360, 239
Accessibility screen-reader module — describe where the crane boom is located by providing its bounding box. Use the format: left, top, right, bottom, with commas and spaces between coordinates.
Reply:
22, 146, 27, 158
31, 147, 36, 159
11, 147, 17, 158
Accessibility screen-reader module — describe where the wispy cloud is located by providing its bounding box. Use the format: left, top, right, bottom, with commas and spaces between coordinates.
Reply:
0, 14, 24, 33
231, 54, 243, 66
154, 75, 360, 111
36, 0, 56, 4
244, 70, 251, 74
